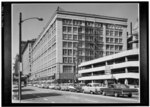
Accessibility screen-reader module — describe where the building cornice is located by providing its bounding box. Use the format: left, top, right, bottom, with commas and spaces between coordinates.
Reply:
57, 10, 128, 22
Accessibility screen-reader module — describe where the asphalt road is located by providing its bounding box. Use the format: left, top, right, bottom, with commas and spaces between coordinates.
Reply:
13, 86, 139, 103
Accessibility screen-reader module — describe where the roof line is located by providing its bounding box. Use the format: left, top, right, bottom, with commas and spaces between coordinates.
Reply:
57, 10, 128, 22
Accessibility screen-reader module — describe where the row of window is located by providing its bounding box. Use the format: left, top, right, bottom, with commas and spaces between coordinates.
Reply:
106, 45, 123, 51
63, 66, 73, 73
33, 66, 56, 78
106, 38, 122, 44
62, 19, 124, 30
106, 30, 122, 37
33, 21, 56, 54
63, 34, 104, 43
63, 26, 122, 37
63, 57, 76, 63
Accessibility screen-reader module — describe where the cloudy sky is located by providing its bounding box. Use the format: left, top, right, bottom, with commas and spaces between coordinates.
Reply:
12, 3, 138, 63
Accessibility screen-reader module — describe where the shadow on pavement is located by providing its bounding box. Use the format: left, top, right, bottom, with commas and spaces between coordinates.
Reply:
22, 92, 62, 100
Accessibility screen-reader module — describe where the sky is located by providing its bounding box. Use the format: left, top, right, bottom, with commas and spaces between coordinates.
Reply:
12, 3, 138, 64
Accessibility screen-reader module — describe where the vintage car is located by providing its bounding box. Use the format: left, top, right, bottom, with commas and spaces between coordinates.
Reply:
100, 84, 138, 97
73, 83, 86, 92
82, 83, 106, 94
54, 84, 61, 90
49, 84, 55, 89
60, 83, 74, 91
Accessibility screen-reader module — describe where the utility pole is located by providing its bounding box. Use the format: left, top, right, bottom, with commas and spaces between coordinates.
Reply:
18, 12, 43, 102
18, 12, 22, 101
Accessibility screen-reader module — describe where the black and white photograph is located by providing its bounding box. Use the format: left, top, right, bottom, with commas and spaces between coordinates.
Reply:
2, 2, 149, 106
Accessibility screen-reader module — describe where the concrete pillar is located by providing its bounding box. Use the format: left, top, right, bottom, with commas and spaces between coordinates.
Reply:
125, 57, 128, 62
91, 65, 94, 68
124, 79, 128, 85
104, 80, 108, 87
125, 68, 128, 73
92, 80, 94, 83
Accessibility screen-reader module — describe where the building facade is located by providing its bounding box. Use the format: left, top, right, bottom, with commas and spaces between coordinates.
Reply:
30, 7, 128, 83
22, 40, 35, 77
78, 49, 139, 87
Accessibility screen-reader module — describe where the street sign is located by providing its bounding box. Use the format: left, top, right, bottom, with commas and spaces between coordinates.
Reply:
19, 62, 23, 72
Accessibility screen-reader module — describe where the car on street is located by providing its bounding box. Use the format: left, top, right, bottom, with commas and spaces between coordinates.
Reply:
54, 84, 61, 90
68, 83, 86, 92
74, 83, 86, 92
43, 84, 50, 89
82, 83, 106, 94
100, 84, 138, 97
60, 83, 73, 91
49, 84, 55, 89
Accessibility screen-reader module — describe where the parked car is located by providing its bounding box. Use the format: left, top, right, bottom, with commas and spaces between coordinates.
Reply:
100, 84, 138, 97
60, 83, 72, 91
68, 83, 86, 92
54, 84, 61, 90
49, 84, 55, 89
75, 83, 86, 92
82, 83, 106, 94
43, 84, 50, 89
68, 85, 76, 92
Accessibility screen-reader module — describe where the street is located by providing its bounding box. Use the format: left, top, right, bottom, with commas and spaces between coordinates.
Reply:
13, 86, 139, 103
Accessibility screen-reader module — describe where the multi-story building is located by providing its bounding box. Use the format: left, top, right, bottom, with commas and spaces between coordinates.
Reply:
78, 19, 139, 87
127, 19, 139, 50
22, 39, 35, 77
30, 7, 128, 83
78, 49, 139, 87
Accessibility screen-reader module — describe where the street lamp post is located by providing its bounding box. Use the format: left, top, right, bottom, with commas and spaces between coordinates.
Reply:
18, 12, 43, 101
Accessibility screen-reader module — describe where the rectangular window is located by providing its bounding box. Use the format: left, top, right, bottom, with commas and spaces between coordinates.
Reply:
68, 49, 72, 56
73, 50, 76, 56
63, 57, 68, 63
115, 38, 119, 43
73, 57, 76, 63
63, 34, 68, 40
119, 45, 123, 51
63, 66, 72, 73
106, 45, 109, 50
68, 42, 72, 48
73, 35, 78, 40
73, 27, 78, 33
78, 42, 82, 48
73, 42, 77, 48
63, 49, 68, 55
115, 31, 118, 36
100, 29, 103, 35
110, 38, 113, 43
110, 45, 114, 50
68, 27, 72, 33
106, 30, 109, 36
79, 50, 82, 56
68, 34, 72, 40
106, 51, 109, 56
63, 42, 67, 48
78, 35, 82, 40
115, 45, 119, 50
119, 31, 123, 37
110, 30, 113, 36
110, 52, 114, 55
90, 36, 93, 42
106, 38, 109, 43
68, 57, 72, 63
119, 38, 122, 43
78, 27, 82, 33
63, 26, 67, 32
